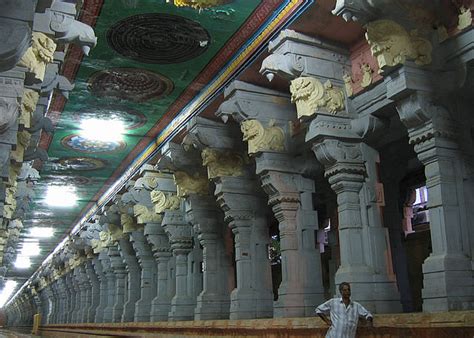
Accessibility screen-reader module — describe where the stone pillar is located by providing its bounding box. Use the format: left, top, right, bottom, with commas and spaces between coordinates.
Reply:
117, 237, 141, 322
380, 142, 414, 312
396, 92, 474, 311
214, 176, 274, 319
312, 133, 401, 313
217, 82, 326, 317
71, 268, 83, 323
259, 165, 325, 317
99, 250, 116, 323
92, 256, 107, 323
77, 265, 91, 323
162, 209, 196, 321
130, 230, 157, 322
85, 259, 100, 323
56, 275, 68, 323
144, 222, 173, 322
108, 245, 127, 322
186, 195, 232, 320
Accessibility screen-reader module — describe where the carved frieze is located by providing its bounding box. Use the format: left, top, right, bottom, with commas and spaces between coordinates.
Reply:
290, 77, 345, 119
91, 230, 115, 253
0, 71, 24, 134
201, 147, 244, 179
241, 119, 285, 155
360, 63, 373, 88
150, 190, 181, 214
17, 32, 56, 82
343, 73, 354, 97
173, 171, 208, 197
365, 20, 432, 70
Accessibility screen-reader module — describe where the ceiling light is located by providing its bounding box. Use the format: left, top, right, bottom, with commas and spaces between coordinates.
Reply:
14, 257, 31, 269
79, 118, 125, 142
28, 227, 54, 238
0, 281, 18, 308
19, 241, 40, 257
45, 185, 77, 207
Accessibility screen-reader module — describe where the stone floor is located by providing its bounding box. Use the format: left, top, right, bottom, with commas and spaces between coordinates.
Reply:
0, 329, 40, 338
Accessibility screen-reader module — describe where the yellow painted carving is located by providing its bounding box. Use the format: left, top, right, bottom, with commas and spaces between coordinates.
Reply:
19, 89, 39, 128
201, 148, 244, 179
173, 171, 209, 197
121, 213, 142, 233
107, 223, 123, 241
173, 0, 228, 9
10, 130, 32, 163
151, 190, 181, 214
18, 32, 56, 81
342, 73, 353, 97
360, 63, 373, 88
241, 119, 285, 155
365, 20, 432, 70
458, 7, 472, 30
133, 204, 162, 224
290, 77, 345, 118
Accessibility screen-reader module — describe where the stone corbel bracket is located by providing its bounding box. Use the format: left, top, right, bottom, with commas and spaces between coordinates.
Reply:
183, 116, 242, 151
41, 58, 74, 99
33, 1, 97, 55
217, 80, 300, 155
184, 116, 248, 179
260, 29, 349, 84
0, 0, 36, 72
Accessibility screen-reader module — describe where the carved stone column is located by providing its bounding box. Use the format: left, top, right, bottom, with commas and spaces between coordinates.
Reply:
162, 206, 195, 321
85, 259, 100, 323
99, 250, 116, 323
313, 135, 401, 313
380, 142, 414, 312
396, 92, 474, 311
129, 229, 157, 322
186, 194, 232, 320
117, 236, 141, 323
92, 255, 107, 323
77, 264, 91, 323
108, 245, 127, 323
214, 176, 274, 319
143, 178, 174, 322
217, 81, 325, 317
56, 275, 68, 323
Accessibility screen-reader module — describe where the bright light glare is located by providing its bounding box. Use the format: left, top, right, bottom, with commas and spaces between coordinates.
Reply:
79, 118, 125, 142
29, 227, 54, 238
20, 241, 40, 257
45, 185, 77, 207
0, 281, 18, 308
14, 256, 31, 269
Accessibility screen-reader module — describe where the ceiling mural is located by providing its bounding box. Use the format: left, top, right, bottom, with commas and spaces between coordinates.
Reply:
0, 0, 319, 303
8, 0, 285, 282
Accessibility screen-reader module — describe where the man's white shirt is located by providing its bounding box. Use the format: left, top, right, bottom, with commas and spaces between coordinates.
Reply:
316, 297, 373, 338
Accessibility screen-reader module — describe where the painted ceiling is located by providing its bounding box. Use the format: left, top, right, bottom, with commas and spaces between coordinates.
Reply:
8, 0, 314, 283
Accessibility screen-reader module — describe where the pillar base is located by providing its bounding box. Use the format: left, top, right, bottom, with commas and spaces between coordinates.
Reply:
422, 254, 474, 312
274, 290, 325, 317
229, 289, 273, 319
194, 294, 230, 320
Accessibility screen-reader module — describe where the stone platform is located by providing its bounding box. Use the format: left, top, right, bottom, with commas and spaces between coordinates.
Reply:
35, 311, 474, 337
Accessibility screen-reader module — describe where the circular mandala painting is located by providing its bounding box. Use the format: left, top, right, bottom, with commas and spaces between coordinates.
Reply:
62, 135, 126, 154
88, 68, 173, 102
73, 107, 147, 130
57, 157, 108, 171
107, 13, 211, 64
